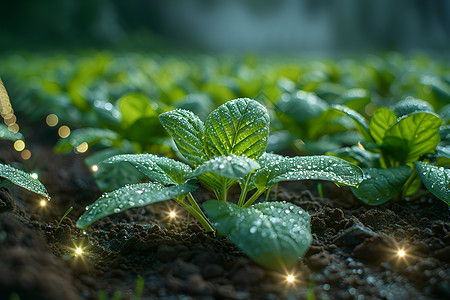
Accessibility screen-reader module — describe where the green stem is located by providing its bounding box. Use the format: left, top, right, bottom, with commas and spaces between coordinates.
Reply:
176, 199, 215, 232
243, 189, 266, 208
264, 187, 271, 202
237, 174, 252, 207
400, 171, 418, 200
274, 183, 279, 202
221, 182, 228, 202
56, 206, 73, 232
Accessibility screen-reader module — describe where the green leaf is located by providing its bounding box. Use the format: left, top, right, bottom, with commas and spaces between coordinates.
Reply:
119, 94, 158, 128
332, 104, 374, 143
257, 152, 286, 168
369, 107, 397, 145
92, 162, 145, 192
382, 112, 442, 163
76, 180, 198, 229
55, 128, 118, 153
0, 163, 49, 199
391, 98, 434, 117
102, 154, 192, 185
415, 162, 450, 205
203, 200, 312, 271
0, 124, 23, 141
253, 155, 364, 190
335, 88, 371, 112
159, 109, 206, 166
276, 91, 328, 124
204, 98, 270, 160
187, 155, 260, 180
327, 146, 380, 168
350, 166, 411, 205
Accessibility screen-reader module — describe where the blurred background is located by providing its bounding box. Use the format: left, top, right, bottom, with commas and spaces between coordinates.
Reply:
1, 0, 449, 53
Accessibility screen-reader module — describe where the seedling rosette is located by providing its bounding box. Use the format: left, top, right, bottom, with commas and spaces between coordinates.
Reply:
76, 98, 364, 270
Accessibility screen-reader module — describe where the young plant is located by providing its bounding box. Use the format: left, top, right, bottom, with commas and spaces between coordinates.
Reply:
0, 163, 50, 199
330, 98, 449, 205
76, 98, 363, 270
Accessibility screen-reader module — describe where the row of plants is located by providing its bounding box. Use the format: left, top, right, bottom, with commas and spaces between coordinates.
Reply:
1, 97, 449, 272
0, 52, 449, 272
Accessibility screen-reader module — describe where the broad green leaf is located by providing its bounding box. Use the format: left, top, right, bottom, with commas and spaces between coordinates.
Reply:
257, 152, 286, 168
438, 104, 450, 122
175, 93, 214, 121
187, 155, 260, 180
0, 124, 23, 141
327, 146, 380, 168
436, 146, 450, 167
369, 107, 397, 145
440, 125, 450, 142
415, 162, 450, 205
253, 155, 363, 190
76, 180, 198, 229
391, 98, 434, 117
350, 166, 411, 205
0, 163, 49, 199
382, 112, 442, 163
119, 94, 158, 128
187, 155, 260, 192
102, 154, 191, 185
203, 200, 312, 271
92, 161, 145, 192
159, 109, 206, 166
335, 88, 371, 112
55, 128, 118, 153
332, 105, 374, 143
276, 91, 328, 124
204, 98, 270, 160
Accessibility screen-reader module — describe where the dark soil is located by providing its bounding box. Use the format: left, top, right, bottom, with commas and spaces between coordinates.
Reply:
0, 138, 449, 300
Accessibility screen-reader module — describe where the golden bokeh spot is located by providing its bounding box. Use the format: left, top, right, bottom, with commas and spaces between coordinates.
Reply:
46, 114, 59, 127
76, 142, 89, 153
58, 125, 71, 138
21, 149, 31, 160
14, 140, 25, 151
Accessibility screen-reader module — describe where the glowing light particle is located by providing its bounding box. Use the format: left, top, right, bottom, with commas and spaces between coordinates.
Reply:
40, 199, 47, 207
91, 165, 98, 172
169, 211, 177, 218
46, 114, 59, 127
398, 249, 406, 257
21, 149, 31, 160
76, 142, 88, 153
286, 274, 295, 283
58, 125, 70, 138
31, 173, 39, 179
13, 140, 25, 151
75, 248, 83, 255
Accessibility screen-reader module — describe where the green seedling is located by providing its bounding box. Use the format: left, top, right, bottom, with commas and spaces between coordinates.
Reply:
330, 98, 449, 205
0, 163, 50, 200
56, 206, 73, 232
76, 98, 363, 270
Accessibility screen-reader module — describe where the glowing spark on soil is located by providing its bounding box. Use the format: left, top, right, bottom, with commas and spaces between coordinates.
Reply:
397, 249, 406, 257
31, 173, 39, 179
169, 211, 177, 219
91, 165, 98, 172
75, 248, 83, 256
286, 274, 296, 283
40, 199, 47, 207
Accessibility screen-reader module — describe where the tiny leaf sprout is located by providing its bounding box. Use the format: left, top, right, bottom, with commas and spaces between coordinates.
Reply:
56, 206, 73, 232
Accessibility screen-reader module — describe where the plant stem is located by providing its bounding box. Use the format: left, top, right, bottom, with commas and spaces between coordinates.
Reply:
242, 189, 266, 208
177, 199, 215, 232
237, 174, 252, 207
56, 206, 73, 232
264, 187, 271, 202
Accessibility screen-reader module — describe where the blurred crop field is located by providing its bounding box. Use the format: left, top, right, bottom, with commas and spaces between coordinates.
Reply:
0, 0, 449, 161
